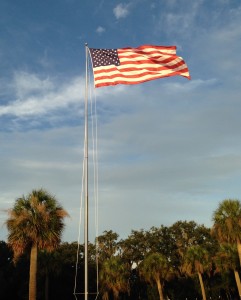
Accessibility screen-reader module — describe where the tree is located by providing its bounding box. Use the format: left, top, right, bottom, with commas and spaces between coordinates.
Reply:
99, 256, 129, 300
6, 189, 69, 300
139, 252, 173, 300
119, 229, 149, 268
212, 199, 241, 266
170, 221, 218, 277
182, 245, 211, 300
214, 243, 241, 298
97, 230, 119, 262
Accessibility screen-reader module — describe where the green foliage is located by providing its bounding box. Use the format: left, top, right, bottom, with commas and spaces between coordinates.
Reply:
212, 199, 241, 244
183, 245, 211, 276
6, 188, 69, 262
5, 188, 69, 300
119, 229, 148, 267
99, 256, 130, 300
139, 252, 172, 285
97, 230, 119, 262
3, 197, 241, 299
214, 243, 239, 272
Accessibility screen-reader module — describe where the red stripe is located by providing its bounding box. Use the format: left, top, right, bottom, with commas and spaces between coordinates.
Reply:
94, 71, 189, 83
119, 45, 176, 52
94, 71, 188, 88
118, 51, 176, 58
119, 57, 178, 65
93, 61, 187, 76
94, 67, 189, 81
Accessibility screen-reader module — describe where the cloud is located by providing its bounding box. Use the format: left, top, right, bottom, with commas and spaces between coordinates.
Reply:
0, 72, 85, 119
96, 26, 105, 34
162, 78, 218, 92
163, 1, 204, 36
113, 3, 130, 19
189, 6, 241, 83
13, 72, 53, 98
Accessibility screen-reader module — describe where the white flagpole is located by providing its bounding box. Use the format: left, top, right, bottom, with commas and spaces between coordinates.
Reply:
84, 43, 89, 300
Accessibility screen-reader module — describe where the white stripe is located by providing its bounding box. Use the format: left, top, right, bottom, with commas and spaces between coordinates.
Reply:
94, 67, 187, 78
94, 69, 186, 85
94, 61, 187, 74
119, 47, 176, 55
118, 55, 178, 63
119, 56, 185, 66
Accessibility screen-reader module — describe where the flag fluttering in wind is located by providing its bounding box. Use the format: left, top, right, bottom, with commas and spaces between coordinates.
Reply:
89, 45, 190, 88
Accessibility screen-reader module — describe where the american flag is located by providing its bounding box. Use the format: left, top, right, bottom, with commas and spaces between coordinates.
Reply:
89, 45, 190, 88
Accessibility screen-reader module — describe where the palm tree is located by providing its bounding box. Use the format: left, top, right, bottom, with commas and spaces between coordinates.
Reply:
139, 252, 172, 300
182, 245, 211, 300
99, 256, 129, 300
212, 199, 241, 265
6, 189, 69, 300
214, 243, 241, 298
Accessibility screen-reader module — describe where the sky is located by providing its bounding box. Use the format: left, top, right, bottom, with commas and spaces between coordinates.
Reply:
1, 0, 241, 243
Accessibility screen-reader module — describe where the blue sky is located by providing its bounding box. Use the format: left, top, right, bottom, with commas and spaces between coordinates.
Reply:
1, 0, 241, 242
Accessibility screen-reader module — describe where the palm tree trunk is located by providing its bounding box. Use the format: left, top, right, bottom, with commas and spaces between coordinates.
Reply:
102, 291, 109, 300
155, 278, 164, 300
29, 244, 38, 300
234, 270, 241, 298
237, 239, 241, 267
198, 272, 207, 300
113, 288, 120, 300
45, 270, 49, 300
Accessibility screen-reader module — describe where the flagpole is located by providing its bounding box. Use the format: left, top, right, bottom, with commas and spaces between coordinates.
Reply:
84, 42, 89, 300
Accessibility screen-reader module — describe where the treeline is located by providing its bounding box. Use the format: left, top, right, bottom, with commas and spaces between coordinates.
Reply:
2, 191, 241, 300
0, 223, 240, 299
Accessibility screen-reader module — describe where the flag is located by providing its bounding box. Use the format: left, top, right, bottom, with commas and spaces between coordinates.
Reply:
89, 45, 190, 88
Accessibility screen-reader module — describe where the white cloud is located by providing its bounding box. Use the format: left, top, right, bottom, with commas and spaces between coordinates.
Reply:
0, 72, 85, 118
38, 49, 52, 69
13, 72, 53, 97
163, 1, 204, 35
96, 26, 105, 34
113, 3, 130, 19
163, 78, 218, 92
